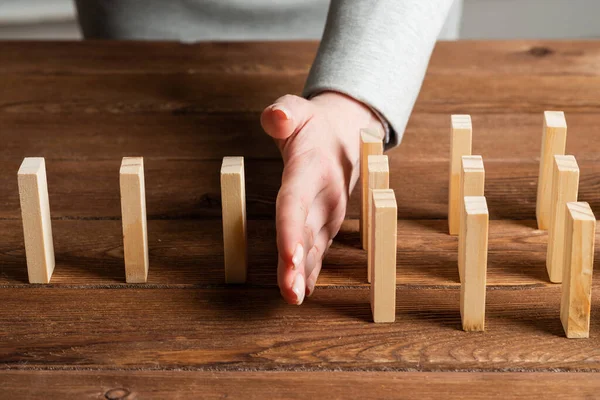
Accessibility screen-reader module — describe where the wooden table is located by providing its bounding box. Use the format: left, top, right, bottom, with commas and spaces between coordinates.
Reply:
1, 41, 600, 398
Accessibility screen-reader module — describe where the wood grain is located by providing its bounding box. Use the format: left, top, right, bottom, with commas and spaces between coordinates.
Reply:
0, 219, 594, 288
1, 159, 600, 221
1, 285, 600, 371
3, 40, 600, 394
2, 370, 600, 400
3, 112, 600, 162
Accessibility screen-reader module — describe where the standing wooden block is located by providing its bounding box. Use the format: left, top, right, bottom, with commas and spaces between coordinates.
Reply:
448, 115, 472, 235
367, 155, 390, 283
370, 189, 397, 323
360, 128, 383, 250
547, 155, 579, 283
120, 157, 149, 283
460, 196, 489, 332
221, 157, 247, 284
536, 111, 567, 230
561, 202, 595, 339
18, 157, 55, 284
458, 155, 485, 282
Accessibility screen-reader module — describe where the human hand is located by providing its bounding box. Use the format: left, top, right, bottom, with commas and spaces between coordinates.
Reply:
261, 91, 384, 304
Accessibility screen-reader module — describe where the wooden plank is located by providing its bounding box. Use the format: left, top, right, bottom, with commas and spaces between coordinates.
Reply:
460, 197, 489, 332
4, 41, 600, 78
220, 157, 247, 284
0, 41, 317, 75
449, 115, 472, 235
561, 202, 596, 338
4, 113, 600, 162
536, 111, 567, 230
17, 157, 55, 283
359, 129, 383, 250
370, 189, 397, 323
120, 157, 149, 283
3, 74, 600, 117
458, 156, 485, 282
0, 218, 588, 287
2, 158, 600, 221
547, 156, 580, 283
2, 286, 600, 370
367, 155, 389, 283
2, 370, 600, 400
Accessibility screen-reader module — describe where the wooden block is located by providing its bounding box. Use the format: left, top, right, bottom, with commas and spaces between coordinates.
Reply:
448, 115, 472, 235
120, 157, 149, 283
370, 189, 397, 323
547, 155, 579, 283
221, 156, 247, 284
458, 155, 485, 282
17, 157, 55, 284
360, 128, 384, 250
536, 111, 567, 230
460, 196, 489, 332
561, 202, 595, 339
367, 155, 390, 283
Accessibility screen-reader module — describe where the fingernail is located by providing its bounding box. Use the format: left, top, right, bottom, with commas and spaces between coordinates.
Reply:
292, 274, 305, 305
272, 105, 291, 121
306, 278, 316, 297
291, 243, 303, 269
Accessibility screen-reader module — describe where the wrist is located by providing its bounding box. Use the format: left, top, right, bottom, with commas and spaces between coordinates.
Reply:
310, 91, 384, 137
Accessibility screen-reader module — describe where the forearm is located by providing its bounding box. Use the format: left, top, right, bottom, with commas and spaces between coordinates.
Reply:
303, 0, 456, 148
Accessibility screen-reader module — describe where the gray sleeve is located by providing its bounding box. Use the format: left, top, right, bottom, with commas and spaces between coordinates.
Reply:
303, 0, 456, 148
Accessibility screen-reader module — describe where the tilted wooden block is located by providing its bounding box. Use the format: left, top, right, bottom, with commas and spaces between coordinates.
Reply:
536, 111, 567, 230
221, 156, 248, 284
561, 202, 595, 339
120, 157, 149, 283
370, 189, 397, 323
360, 128, 384, 250
367, 155, 390, 284
547, 155, 579, 283
18, 157, 55, 284
460, 196, 489, 332
448, 115, 472, 235
458, 155, 485, 282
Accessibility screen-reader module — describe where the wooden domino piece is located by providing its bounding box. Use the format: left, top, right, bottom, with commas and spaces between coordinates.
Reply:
547, 155, 579, 283
536, 111, 567, 230
367, 155, 390, 283
561, 202, 595, 339
448, 115, 472, 235
360, 128, 384, 250
460, 196, 489, 332
18, 157, 55, 284
370, 189, 397, 323
220, 156, 248, 284
458, 155, 485, 282
120, 157, 149, 283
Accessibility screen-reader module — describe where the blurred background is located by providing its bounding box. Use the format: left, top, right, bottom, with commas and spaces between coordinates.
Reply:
1, 0, 600, 40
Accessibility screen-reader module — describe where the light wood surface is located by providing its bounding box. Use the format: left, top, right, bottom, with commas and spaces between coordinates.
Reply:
547, 155, 580, 283
360, 129, 383, 250
367, 155, 389, 283
460, 196, 489, 332
536, 111, 567, 230
120, 157, 149, 283
17, 157, 55, 283
370, 189, 397, 323
458, 155, 485, 282
448, 115, 472, 235
220, 156, 247, 283
561, 202, 596, 338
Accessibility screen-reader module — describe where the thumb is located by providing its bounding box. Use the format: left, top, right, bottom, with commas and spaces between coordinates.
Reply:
260, 94, 314, 140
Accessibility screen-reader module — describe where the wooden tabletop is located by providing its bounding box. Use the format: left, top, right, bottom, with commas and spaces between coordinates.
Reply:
2, 41, 600, 399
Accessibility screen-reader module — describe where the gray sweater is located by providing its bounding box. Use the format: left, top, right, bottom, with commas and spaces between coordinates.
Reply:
76, 0, 458, 147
